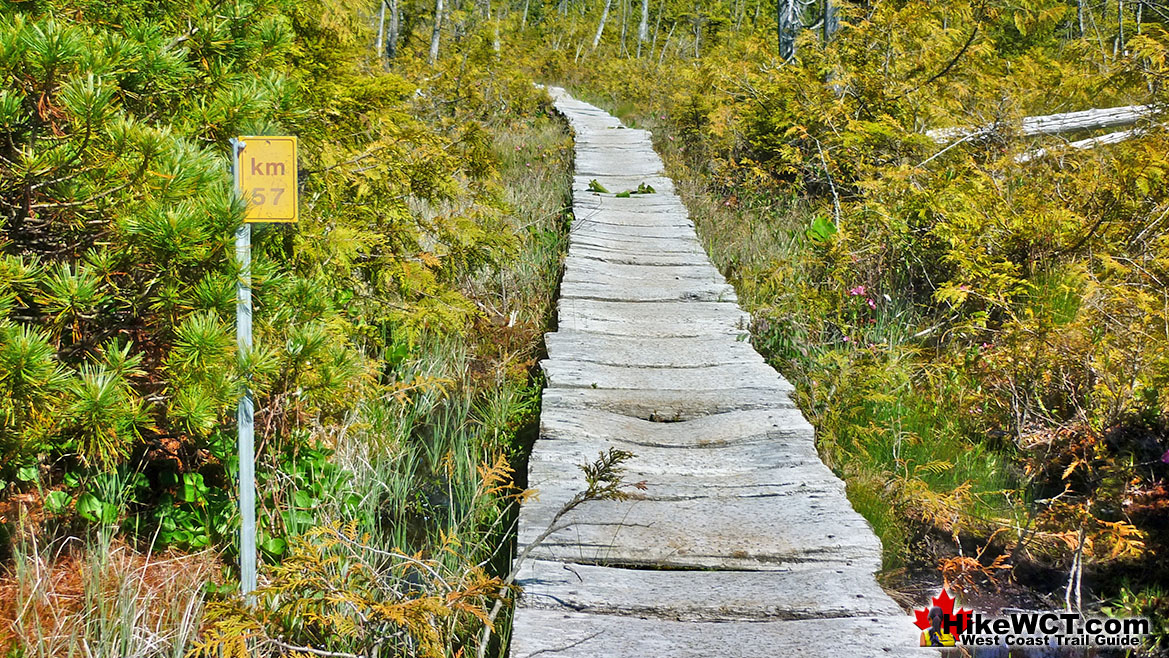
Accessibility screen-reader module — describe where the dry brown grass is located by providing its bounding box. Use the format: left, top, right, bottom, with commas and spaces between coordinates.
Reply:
0, 534, 220, 658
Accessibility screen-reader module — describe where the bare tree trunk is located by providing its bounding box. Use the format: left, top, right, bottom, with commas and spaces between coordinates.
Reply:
637, 0, 649, 54
429, 0, 444, 64
522, 0, 530, 28
387, 0, 400, 58
778, 0, 799, 61
658, 20, 676, 65
487, 0, 500, 53
822, 0, 837, 42
1115, 0, 1123, 56
620, 0, 629, 56
592, 0, 613, 49
1078, 0, 1085, 37
650, 0, 664, 57
753, 0, 761, 27
1085, 0, 1108, 59
376, 0, 386, 61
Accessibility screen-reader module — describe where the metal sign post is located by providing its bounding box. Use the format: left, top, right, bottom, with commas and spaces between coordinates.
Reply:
230, 136, 297, 602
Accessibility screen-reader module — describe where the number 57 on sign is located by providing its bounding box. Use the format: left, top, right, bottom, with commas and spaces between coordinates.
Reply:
237, 136, 298, 223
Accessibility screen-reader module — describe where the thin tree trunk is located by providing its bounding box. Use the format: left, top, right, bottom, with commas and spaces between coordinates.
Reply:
693, 18, 700, 57
753, 0, 761, 27
1078, 0, 1085, 38
637, 0, 649, 55
650, 0, 664, 57
487, 0, 500, 53
522, 0, 530, 28
429, 0, 444, 64
778, 0, 799, 61
822, 0, 837, 42
620, 0, 629, 56
387, 0, 400, 58
658, 20, 676, 65
376, 0, 386, 61
592, 0, 613, 49
1115, 0, 1123, 56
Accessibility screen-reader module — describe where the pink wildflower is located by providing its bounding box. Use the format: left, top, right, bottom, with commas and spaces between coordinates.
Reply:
867, 298, 876, 309
848, 285, 866, 296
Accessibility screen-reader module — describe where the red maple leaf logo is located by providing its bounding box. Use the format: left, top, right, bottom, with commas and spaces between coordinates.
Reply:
913, 588, 973, 634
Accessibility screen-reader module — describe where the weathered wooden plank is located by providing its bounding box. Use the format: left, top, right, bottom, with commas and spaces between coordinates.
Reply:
543, 331, 761, 366
516, 493, 885, 571
571, 206, 692, 226
558, 278, 737, 302
510, 610, 931, 658
568, 247, 712, 267
541, 387, 797, 420
510, 86, 923, 658
516, 559, 905, 621
555, 299, 749, 337
567, 231, 705, 252
541, 359, 785, 390
568, 221, 703, 240
561, 256, 723, 282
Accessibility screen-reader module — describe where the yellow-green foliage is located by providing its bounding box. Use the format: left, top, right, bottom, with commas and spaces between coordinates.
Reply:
194, 522, 509, 658
535, 0, 1169, 610
0, 1, 573, 654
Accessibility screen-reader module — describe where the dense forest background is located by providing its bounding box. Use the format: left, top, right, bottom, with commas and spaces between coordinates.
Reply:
0, 0, 1167, 655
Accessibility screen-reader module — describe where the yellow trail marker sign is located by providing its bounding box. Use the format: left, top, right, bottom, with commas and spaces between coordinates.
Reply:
237, 136, 298, 223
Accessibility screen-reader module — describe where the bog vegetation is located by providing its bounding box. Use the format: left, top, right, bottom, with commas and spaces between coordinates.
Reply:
0, 0, 571, 655
548, 0, 1169, 648
0, 0, 1167, 655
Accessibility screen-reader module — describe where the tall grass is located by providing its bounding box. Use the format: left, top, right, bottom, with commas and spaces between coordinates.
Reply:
0, 105, 572, 658
679, 174, 1020, 569
2, 528, 213, 658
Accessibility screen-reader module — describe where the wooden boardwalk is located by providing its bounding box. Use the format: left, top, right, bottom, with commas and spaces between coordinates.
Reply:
509, 88, 932, 658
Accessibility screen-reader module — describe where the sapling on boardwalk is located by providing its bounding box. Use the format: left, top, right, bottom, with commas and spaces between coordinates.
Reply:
476, 447, 643, 658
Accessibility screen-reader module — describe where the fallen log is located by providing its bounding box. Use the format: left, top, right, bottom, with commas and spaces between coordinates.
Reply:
928, 104, 1153, 144
1014, 126, 1146, 163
